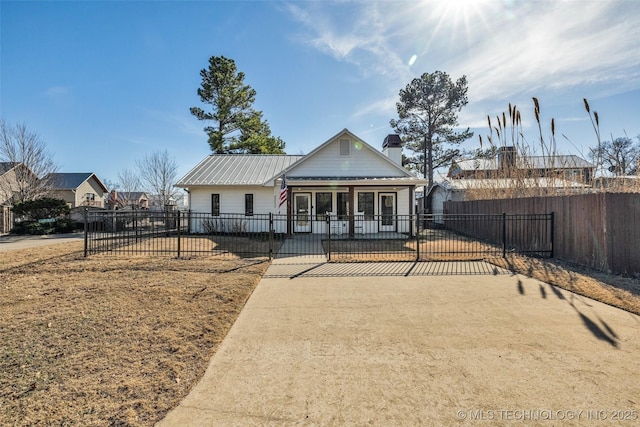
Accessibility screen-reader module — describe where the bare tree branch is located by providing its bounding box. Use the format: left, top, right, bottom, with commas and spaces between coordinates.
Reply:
0, 119, 58, 203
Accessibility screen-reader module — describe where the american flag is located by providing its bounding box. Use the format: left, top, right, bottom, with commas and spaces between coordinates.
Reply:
278, 175, 287, 208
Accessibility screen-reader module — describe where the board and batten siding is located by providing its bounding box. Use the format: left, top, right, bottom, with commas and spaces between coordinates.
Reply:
188, 186, 278, 234
289, 138, 406, 178
189, 186, 277, 215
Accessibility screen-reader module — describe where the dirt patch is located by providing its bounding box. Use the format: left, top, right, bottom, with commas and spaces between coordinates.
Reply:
0, 242, 268, 426
489, 254, 640, 315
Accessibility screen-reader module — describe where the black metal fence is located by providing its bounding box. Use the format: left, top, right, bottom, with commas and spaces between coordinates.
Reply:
83, 210, 554, 261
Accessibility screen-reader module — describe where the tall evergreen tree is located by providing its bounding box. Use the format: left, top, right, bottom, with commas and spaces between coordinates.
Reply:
390, 71, 473, 212
190, 55, 285, 154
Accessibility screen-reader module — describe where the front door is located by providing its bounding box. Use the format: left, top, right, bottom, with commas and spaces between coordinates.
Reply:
379, 193, 396, 232
294, 193, 312, 233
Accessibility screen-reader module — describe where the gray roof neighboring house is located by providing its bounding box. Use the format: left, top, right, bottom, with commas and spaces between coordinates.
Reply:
176, 155, 305, 187
451, 155, 594, 175
432, 177, 588, 192
44, 172, 108, 192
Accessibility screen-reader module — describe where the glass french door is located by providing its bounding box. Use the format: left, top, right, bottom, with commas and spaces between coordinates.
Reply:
379, 193, 396, 232
294, 193, 312, 233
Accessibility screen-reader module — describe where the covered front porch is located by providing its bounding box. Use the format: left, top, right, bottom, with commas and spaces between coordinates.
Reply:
279, 177, 423, 237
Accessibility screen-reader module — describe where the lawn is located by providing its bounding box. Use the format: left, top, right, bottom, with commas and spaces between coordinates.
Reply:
0, 242, 268, 426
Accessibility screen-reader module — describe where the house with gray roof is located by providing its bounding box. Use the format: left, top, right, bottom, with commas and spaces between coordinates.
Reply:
44, 172, 109, 208
448, 146, 594, 184
176, 129, 427, 235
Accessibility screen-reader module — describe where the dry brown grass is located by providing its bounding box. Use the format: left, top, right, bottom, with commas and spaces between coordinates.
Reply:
0, 242, 268, 426
489, 254, 640, 315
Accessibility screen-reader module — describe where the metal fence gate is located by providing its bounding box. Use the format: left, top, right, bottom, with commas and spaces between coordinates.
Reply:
84, 210, 554, 262
83, 210, 553, 262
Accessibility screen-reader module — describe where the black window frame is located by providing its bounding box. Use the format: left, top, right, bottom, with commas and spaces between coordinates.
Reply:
211, 193, 220, 216
245, 193, 254, 216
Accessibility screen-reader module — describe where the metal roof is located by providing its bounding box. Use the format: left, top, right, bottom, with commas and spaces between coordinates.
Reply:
453, 155, 594, 172
434, 177, 588, 191
176, 155, 305, 187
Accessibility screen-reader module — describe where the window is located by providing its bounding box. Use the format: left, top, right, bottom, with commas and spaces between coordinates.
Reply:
339, 138, 350, 157
337, 193, 349, 220
85, 193, 95, 201
357, 192, 374, 220
245, 194, 254, 216
315, 192, 332, 220
211, 194, 220, 216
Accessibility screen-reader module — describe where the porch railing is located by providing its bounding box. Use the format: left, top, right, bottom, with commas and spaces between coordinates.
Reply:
83, 210, 554, 261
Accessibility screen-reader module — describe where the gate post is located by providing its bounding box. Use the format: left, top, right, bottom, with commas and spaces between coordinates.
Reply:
83, 207, 89, 257
269, 213, 273, 260
502, 212, 507, 258
176, 211, 181, 258
416, 213, 420, 261
327, 215, 331, 261
550, 211, 555, 258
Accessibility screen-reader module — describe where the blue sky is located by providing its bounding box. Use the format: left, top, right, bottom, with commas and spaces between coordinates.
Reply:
2, 0, 639, 187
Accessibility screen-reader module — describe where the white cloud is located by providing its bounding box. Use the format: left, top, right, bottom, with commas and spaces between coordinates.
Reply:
286, 0, 640, 104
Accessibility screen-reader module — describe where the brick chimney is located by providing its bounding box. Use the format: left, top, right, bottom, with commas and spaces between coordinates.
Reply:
382, 134, 403, 166
498, 146, 516, 174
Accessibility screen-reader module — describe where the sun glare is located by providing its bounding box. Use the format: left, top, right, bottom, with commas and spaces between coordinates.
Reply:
414, 0, 494, 52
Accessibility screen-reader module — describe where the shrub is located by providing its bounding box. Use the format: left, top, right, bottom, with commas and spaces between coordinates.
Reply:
12, 198, 70, 220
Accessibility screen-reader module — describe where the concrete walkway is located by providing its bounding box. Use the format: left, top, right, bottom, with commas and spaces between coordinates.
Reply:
158, 261, 640, 426
0, 232, 84, 252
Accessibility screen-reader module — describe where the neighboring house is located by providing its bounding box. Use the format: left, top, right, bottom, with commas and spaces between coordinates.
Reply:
147, 192, 187, 211
0, 162, 41, 205
449, 146, 595, 184
0, 162, 20, 234
427, 176, 589, 218
0, 162, 21, 206
44, 172, 109, 208
106, 190, 150, 210
176, 129, 427, 235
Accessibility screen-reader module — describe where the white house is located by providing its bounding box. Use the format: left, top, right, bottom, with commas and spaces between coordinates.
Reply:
176, 129, 427, 236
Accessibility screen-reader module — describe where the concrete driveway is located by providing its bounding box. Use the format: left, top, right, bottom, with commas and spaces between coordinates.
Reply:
159, 262, 640, 426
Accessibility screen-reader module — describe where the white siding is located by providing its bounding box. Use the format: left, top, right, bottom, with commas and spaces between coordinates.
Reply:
189, 186, 275, 214
289, 138, 407, 178
188, 185, 276, 233
188, 185, 414, 234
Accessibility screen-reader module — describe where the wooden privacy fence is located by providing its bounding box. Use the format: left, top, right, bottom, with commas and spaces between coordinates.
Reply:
445, 192, 640, 276
82, 210, 553, 262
